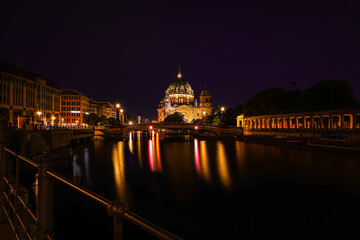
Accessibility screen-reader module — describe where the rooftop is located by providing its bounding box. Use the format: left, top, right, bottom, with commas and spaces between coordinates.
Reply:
0, 59, 60, 90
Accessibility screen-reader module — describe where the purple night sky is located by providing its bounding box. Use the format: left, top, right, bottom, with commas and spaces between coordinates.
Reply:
1, 1, 359, 119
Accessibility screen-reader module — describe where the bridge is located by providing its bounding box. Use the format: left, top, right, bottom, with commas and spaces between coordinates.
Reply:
96, 123, 243, 138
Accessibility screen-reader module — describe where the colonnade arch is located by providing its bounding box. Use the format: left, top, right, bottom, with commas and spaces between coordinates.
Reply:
240, 109, 360, 131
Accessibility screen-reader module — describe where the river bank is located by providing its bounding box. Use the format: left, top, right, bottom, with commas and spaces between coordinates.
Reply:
236, 134, 360, 152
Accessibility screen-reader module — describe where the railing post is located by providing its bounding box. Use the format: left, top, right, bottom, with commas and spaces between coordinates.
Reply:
107, 201, 129, 240
37, 156, 54, 240
0, 144, 7, 222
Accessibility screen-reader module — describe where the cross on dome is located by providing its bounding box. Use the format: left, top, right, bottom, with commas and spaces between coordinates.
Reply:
177, 66, 182, 79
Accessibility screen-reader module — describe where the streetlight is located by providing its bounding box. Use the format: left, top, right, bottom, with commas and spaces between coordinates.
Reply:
220, 107, 225, 126
202, 111, 206, 124
34, 111, 42, 130
37, 111, 42, 124
120, 109, 124, 125
51, 116, 56, 126
115, 103, 120, 126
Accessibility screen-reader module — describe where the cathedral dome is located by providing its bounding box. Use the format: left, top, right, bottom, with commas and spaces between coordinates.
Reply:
166, 79, 193, 95
165, 68, 194, 96
165, 68, 194, 105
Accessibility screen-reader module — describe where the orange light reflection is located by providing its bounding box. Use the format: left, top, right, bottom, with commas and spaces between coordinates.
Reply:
200, 140, 211, 183
137, 131, 143, 168
217, 142, 232, 190
128, 132, 134, 154
112, 141, 129, 203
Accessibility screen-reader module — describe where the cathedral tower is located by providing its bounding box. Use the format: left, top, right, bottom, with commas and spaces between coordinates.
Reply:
199, 86, 212, 107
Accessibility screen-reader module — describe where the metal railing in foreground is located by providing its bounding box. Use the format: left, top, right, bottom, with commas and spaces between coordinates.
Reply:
0, 146, 182, 240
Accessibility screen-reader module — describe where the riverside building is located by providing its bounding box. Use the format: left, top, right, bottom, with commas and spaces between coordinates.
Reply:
60, 89, 89, 126
0, 60, 61, 126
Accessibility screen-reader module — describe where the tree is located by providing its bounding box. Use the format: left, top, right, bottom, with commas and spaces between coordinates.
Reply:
99, 115, 109, 125
300, 80, 358, 111
243, 87, 297, 116
242, 80, 359, 117
212, 115, 220, 125
108, 117, 116, 126
163, 112, 185, 122
83, 113, 99, 126
223, 105, 243, 126
192, 118, 201, 124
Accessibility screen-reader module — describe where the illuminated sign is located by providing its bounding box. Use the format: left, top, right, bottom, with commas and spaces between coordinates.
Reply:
71, 111, 81, 113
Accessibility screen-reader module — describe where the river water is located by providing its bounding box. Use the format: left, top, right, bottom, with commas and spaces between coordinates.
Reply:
55, 132, 360, 239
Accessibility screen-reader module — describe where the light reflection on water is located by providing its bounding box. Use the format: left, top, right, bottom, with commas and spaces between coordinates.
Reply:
112, 141, 130, 204
199, 140, 211, 184
216, 141, 232, 190
74, 134, 360, 201
194, 139, 201, 176
70, 133, 360, 238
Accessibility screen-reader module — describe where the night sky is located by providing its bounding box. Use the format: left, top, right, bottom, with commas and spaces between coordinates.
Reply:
1, 1, 359, 120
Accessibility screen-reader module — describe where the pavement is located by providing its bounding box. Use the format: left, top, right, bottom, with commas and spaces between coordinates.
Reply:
0, 223, 16, 240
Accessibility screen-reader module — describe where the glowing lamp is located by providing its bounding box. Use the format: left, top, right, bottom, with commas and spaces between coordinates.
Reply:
129, 121, 133, 125
120, 109, 124, 113
116, 103, 120, 108
36, 111, 42, 116
195, 126, 199, 130
51, 116, 55, 120
221, 107, 225, 112
149, 125, 153, 130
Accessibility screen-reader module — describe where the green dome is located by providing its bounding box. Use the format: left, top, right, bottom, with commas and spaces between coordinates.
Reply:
166, 78, 194, 95
165, 69, 194, 96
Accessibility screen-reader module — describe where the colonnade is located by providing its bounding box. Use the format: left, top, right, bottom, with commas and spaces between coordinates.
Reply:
237, 109, 360, 131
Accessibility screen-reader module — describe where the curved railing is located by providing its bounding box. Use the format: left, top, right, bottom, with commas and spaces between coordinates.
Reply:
0, 146, 182, 240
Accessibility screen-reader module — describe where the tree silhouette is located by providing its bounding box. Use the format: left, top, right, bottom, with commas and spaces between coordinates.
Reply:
243, 80, 358, 116
163, 112, 185, 122
300, 80, 358, 111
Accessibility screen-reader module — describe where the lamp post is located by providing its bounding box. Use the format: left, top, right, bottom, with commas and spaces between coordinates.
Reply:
129, 121, 133, 131
37, 111, 42, 124
51, 116, 55, 126
220, 107, 225, 126
116, 103, 120, 126
120, 109, 124, 125
202, 111, 206, 124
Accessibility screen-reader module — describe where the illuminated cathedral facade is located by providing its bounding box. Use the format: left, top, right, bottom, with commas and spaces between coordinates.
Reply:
157, 68, 212, 123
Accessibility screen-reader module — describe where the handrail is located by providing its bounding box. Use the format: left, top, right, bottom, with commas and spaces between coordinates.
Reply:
124, 211, 182, 240
2, 147, 183, 240
46, 170, 182, 240
45, 170, 110, 207
3, 147, 38, 168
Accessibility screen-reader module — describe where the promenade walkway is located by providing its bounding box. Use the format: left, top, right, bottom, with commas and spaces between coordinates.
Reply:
0, 223, 15, 240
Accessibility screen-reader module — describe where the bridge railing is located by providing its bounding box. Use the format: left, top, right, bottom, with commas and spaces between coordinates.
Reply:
0, 146, 182, 240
